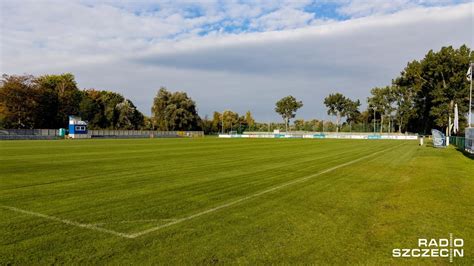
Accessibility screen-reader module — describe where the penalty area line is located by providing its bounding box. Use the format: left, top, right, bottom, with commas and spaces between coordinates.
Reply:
0, 205, 134, 239
128, 143, 403, 238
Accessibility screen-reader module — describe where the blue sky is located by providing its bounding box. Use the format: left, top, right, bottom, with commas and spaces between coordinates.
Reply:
0, 0, 472, 121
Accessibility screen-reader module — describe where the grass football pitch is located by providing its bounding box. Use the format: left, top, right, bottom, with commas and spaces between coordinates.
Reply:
0, 138, 472, 264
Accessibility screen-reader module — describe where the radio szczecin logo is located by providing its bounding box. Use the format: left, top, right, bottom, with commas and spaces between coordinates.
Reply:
392, 233, 463, 262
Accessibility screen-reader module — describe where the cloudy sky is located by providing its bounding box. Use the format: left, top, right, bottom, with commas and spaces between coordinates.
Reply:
1, 0, 472, 121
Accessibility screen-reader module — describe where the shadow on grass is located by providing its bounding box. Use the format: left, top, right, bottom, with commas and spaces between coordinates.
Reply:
456, 147, 474, 160
424, 141, 472, 159
424, 142, 446, 149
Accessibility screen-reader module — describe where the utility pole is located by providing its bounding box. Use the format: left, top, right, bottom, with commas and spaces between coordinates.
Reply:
372, 107, 377, 133
221, 111, 224, 134
469, 62, 473, 127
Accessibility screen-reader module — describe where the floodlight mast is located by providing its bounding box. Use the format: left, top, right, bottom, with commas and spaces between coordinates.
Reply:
469, 62, 473, 128
222, 111, 224, 134
372, 106, 377, 133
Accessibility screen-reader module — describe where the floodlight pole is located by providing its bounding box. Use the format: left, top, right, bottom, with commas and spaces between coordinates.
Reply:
469, 62, 473, 128
221, 111, 224, 134
372, 107, 377, 133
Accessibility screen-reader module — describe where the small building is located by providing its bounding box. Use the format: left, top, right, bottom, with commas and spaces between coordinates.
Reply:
68, 115, 89, 139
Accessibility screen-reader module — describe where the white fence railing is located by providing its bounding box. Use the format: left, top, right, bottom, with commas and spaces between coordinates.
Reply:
219, 132, 418, 140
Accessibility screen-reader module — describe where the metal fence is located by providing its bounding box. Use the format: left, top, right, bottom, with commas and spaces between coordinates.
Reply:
88, 130, 204, 139
449, 136, 474, 154
0, 129, 204, 140
449, 136, 465, 150
0, 129, 60, 140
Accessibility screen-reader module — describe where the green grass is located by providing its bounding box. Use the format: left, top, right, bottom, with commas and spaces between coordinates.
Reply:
0, 138, 472, 264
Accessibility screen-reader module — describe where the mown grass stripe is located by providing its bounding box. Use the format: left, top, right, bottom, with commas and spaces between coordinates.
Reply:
128, 144, 403, 238
1, 143, 402, 239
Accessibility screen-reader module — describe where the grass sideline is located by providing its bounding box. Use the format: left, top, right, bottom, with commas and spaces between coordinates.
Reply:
0, 138, 472, 264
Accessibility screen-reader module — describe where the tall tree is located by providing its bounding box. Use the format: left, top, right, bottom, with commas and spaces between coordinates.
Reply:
142, 116, 154, 130
79, 89, 106, 128
245, 111, 255, 130
323, 93, 349, 132
367, 87, 394, 133
115, 100, 144, 129
222, 110, 239, 133
211, 111, 222, 133
80, 89, 144, 129
391, 84, 417, 133
345, 99, 361, 124
425, 46, 472, 135
275, 95, 303, 132
294, 119, 305, 131
151, 87, 201, 131
1, 73, 145, 130
199, 115, 213, 135
394, 45, 473, 134
151, 88, 171, 130
101, 90, 125, 129
35, 73, 82, 128
0, 74, 38, 129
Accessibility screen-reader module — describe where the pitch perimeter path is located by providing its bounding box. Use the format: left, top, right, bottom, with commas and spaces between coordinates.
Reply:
0, 138, 472, 264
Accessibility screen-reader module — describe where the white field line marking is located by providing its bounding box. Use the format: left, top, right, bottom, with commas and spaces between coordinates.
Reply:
128, 144, 403, 238
92, 219, 177, 226
0, 205, 134, 239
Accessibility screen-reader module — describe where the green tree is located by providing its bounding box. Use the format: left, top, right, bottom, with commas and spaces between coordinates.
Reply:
80, 89, 144, 130
393, 45, 472, 134
151, 87, 201, 131
275, 95, 303, 132
199, 115, 213, 134
211, 111, 222, 133
1, 73, 145, 130
101, 91, 125, 129
0, 74, 38, 129
79, 89, 105, 128
367, 86, 395, 133
294, 119, 305, 131
142, 116, 154, 130
425, 46, 472, 135
245, 111, 255, 130
391, 84, 416, 133
151, 88, 171, 130
115, 100, 144, 130
35, 73, 82, 128
345, 99, 361, 124
222, 110, 239, 133
323, 93, 350, 132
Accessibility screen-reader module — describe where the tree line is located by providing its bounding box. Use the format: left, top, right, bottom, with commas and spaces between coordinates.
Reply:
270, 45, 472, 135
0, 74, 145, 130
1, 45, 472, 134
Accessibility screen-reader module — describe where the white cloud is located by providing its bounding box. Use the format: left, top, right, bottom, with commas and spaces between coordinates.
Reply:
338, 0, 417, 17
336, 0, 471, 17
0, 1, 472, 121
249, 7, 316, 31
